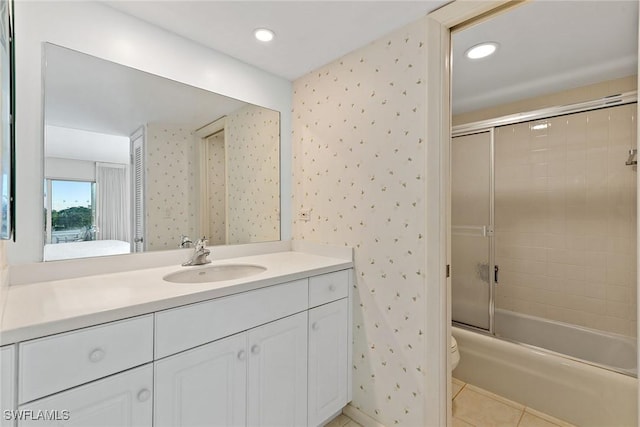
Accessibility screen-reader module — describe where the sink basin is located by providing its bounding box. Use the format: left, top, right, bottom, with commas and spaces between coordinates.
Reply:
163, 264, 267, 284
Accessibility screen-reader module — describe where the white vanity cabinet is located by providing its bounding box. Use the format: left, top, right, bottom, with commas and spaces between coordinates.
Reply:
247, 312, 308, 426
155, 312, 308, 427
18, 364, 153, 427
7, 267, 353, 427
14, 314, 154, 427
18, 315, 154, 404
307, 270, 350, 426
1, 345, 16, 427
154, 333, 247, 427
307, 299, 349, 426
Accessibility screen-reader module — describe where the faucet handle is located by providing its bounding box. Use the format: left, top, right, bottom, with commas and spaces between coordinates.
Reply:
196, 236, 208, 250
179, 235, 193, 248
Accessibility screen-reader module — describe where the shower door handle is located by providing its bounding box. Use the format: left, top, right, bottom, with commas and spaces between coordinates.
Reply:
494, 265, 499, 284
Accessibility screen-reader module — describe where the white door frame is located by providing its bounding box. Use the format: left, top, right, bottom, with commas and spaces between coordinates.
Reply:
426, 1, 640, 426
424, 2, 514, 426
195, 117, 227, 243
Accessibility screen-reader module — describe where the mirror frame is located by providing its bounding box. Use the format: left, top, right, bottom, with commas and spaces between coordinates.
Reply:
0, 0, 14, 240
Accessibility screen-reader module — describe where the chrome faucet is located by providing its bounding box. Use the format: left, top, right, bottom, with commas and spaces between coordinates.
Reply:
179, 235, 193, 248
182, 236, 211, 266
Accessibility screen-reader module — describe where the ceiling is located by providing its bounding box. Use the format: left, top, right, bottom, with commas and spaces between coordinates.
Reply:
452, 1, 638, 114
105, 0, 638, 116
46, 1, 638, 135
45, 44, 248, 136
105, 1, 449, 81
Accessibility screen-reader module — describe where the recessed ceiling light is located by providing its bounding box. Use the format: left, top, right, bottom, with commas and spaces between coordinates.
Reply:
254, 28, 275, 42
465, 42, 499, 60
531, 123, 550, 130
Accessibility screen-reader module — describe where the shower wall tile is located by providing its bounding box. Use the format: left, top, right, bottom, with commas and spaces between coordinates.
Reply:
495, 103, 637, 337
292, 17, 427, 427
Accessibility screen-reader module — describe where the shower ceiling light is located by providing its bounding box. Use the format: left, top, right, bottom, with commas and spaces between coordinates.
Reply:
254, 28, 275, 42
531, 123, 550, 130
465, 42, 498, 60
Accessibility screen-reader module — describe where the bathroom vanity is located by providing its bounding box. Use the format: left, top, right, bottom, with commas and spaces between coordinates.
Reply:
0, 248, 353, 427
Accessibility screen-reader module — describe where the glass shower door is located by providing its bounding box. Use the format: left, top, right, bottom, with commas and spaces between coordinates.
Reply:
451, 130, 493, 331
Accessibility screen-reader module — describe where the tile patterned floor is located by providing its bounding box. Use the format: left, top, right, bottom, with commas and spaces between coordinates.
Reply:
329, 381, 574, 427
325, 413, 363, 427
453, 378, 576, 427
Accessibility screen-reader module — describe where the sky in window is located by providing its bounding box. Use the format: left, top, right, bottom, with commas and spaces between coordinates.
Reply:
51, 180, 92, 211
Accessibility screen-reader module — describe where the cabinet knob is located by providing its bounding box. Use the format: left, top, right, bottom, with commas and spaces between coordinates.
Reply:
251, 344, 260, 355
137, 389, 151, 402
88, 348, 105, 363
237, 350, 246, 361
329, 284, 336, 292
312, 322, 320, 331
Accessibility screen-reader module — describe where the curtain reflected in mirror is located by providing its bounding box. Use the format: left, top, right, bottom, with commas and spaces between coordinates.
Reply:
43, 43, 280, 261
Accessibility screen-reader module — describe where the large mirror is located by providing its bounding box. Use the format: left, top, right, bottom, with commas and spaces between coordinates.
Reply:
43, 43, 280, 261
0, 0, 13, 240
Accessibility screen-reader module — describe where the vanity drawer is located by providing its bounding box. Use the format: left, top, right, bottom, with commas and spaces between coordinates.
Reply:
309, 270, 349, 308
155, 279, 308, 358
18, 314, 153, 404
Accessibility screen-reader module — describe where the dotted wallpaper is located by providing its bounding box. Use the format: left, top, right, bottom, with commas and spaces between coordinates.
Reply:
145, 124, 198, 250
226, 104, 280, 244
292, 18, 427, 426
206, 132, 226, 245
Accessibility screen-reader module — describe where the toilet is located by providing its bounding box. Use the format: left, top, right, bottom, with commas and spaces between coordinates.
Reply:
451, 336, 460, 371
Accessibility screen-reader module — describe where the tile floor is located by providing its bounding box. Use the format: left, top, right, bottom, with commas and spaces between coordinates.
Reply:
453, 378, 576, 427
325, 413, 363, 427
329, 380, 575, 427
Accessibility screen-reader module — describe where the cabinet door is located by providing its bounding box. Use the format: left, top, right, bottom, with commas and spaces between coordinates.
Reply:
154, 332, 247, 427
1, 345, 16, 427
308, 299, 348, 426
247, 312, 308, 427
18, 364, 152, 427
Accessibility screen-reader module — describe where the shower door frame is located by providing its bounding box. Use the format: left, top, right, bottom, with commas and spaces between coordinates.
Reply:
451, 91, 638, 337
424, 3, 521, 424
451, 128, 496, 335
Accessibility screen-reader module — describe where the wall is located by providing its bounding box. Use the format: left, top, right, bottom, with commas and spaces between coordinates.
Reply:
145, 124, 198, 251
453, 75, 637, 126
293, 18, 428, 426
226, 104, 280, 244
206, 133, 226, 245
44, 158, 95, 181
0, 241, 6, 328
0, 241, 6, 290
8, 0, 292, 264
44, 125, 130, 164
495, 104, 637, 337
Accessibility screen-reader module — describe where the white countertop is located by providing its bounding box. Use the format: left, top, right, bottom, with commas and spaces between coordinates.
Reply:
0, 251, 352, 345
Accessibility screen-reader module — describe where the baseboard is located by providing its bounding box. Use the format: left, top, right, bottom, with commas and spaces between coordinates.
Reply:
342, 404, 387, 427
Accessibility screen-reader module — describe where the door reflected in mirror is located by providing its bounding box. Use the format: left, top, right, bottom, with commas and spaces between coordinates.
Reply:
43, 43, 280, 261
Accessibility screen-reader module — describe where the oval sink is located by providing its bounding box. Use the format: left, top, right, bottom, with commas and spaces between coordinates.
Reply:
163, 264, 267, 284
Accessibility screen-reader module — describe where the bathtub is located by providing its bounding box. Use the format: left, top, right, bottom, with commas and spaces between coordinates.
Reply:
453, 315, 638, 426
494, 309, 637, 376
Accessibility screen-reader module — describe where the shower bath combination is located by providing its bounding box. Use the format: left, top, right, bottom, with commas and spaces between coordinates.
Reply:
451, 92, 638, 426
